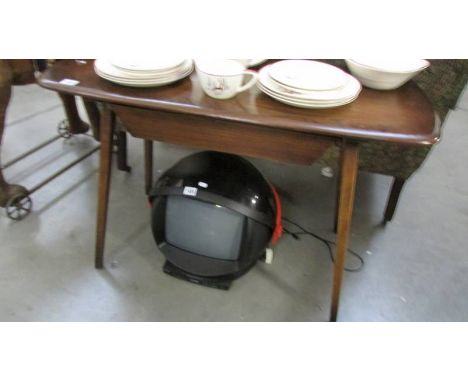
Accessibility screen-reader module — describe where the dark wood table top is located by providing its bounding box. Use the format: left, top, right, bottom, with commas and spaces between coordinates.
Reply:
38, 60, 438, 145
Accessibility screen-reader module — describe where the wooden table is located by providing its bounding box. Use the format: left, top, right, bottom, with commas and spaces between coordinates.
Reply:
38, 60, 438, 321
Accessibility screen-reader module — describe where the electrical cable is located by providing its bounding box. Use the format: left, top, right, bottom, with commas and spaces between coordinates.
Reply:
282, 217, 365, 272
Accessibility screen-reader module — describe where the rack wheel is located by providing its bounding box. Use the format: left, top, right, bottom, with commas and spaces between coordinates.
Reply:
5, 193, 33, 221
57, 119, 72, 139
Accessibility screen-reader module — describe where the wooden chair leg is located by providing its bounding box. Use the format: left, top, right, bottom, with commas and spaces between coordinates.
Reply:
383, 177, 406, 223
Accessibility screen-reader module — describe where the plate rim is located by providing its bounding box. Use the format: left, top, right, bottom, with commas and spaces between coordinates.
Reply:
268, 60, 349, 91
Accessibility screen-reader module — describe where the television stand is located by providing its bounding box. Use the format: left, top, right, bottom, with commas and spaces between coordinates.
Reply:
163, 261, 232, 291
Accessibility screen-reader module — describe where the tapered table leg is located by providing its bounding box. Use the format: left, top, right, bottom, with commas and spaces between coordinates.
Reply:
144, 140, 153, 195
95, 106, 115, 269
330, 140, 359, 322
333, 147, 342, 233
116, 130, 131, 172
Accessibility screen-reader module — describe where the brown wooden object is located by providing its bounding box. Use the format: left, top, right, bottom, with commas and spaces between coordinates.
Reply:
95, 106, 115, 269
0, 60, 97, 208
37, 60, 438, 321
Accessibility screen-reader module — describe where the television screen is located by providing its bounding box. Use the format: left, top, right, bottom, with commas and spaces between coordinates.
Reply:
165, 196, 244, 261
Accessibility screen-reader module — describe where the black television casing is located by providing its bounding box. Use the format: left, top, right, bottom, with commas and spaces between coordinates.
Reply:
149, 151, 277, 282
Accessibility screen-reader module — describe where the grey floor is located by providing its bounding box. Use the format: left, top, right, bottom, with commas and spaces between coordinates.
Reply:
1, 83, 468, 322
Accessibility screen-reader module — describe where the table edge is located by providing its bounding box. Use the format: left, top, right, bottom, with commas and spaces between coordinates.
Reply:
38, 77, 440, 146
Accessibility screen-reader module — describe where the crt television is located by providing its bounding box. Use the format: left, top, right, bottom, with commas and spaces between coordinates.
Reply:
149, 151, 281, 288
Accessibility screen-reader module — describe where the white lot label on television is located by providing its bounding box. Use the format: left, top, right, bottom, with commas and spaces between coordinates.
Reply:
183, 187, 198, 196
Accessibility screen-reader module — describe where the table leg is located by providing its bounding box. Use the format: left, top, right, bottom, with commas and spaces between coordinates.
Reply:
330, 141, 359, 322
95, 106, 115, 269
333, 154, 342, 233
116, 130, 131, 172
144, 140, 153, 195
58, 93, 89, 135
82, 98, 100, 140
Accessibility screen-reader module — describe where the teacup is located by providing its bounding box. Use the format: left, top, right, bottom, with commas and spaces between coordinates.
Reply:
195, 59, 258, 100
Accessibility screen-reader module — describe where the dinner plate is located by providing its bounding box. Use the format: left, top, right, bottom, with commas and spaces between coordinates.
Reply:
258, 66, 361, 101
95, 59, 192, 80
108, 60, 192, 78
258, 83, 357, 105
95, 60, 192, 77
260, 93, 358, 109
94, 67, 192, 84
258, 82, 359, 108
267, 70, 350, 94
94, 61, 194, 87
95, 74, 192, 87
95, 70, 193, 87
110, 58, 187, 72
268, 60, 349, 91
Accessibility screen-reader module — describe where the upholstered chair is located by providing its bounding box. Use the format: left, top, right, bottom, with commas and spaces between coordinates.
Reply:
317, 59, 468, 223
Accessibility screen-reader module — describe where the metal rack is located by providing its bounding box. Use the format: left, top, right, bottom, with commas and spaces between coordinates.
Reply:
1, 119, 100, 220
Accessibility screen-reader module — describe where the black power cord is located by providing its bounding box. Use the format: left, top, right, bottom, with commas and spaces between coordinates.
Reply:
282, 217, 365, 272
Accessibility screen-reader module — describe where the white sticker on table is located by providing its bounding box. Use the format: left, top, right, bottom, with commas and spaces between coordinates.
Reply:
59, 79, 80, 86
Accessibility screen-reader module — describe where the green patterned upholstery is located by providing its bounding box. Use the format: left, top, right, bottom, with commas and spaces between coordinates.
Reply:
316, 59, 468, 180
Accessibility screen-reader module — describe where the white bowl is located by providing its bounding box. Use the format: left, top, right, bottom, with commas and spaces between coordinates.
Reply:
345, 59, 430, 90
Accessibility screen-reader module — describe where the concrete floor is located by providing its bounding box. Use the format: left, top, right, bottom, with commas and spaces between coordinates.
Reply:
1, 83, 468, 322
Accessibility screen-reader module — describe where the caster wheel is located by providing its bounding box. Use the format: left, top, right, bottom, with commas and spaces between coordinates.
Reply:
5, 193, 33, 221
57, 119, 72, 139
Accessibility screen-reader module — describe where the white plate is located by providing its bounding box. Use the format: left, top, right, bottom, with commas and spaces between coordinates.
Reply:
267, 70, 351, 94
95, 60, 192, 80
258, 79, 353, 102
110, 58, 187, 72
258, 83, 357, 105
95, 60, 192, 79
268, 60, 349, 91
94, 66, 192, 84
258, 82, 359, 108
260, 91, 358, 109
95, 74, 191, 87
258, 65, 361, 101
95, 62, 194, 87
95, 69, 193, 87
108, 60, 192, 78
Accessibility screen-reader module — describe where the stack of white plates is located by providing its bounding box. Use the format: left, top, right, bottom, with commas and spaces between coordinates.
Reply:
94, 59, 193, 87
257, 60, 362, 108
